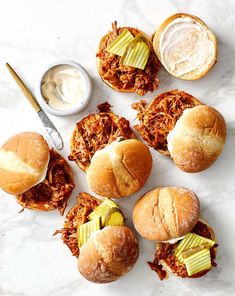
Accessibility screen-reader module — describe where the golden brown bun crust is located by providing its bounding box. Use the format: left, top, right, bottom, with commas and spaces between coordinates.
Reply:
78, 226, 139, 283
86, 139, 152, 198
97, 27, 153, 93
168, 105, 226, 173
153, 13, 218, 80
0, 132, 49, 194
133, 187, 200, 241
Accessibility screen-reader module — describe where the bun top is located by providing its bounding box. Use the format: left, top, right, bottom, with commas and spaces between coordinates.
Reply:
78, 226, 139, 283
153, 13, 217, 80
0, 132, 50, 194
167, 105, 226, 173
86, 139, 152, 198
132, 187, 200, 241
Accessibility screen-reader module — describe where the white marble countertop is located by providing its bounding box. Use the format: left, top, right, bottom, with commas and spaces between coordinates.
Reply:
0, 0, 235, 295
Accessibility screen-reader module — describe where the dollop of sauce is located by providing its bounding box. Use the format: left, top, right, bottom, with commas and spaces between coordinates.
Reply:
41, 64, 85, 110
160, 17, 215, 77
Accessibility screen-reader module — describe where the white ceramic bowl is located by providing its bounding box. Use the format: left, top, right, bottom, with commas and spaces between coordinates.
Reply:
35, 60, 92, 116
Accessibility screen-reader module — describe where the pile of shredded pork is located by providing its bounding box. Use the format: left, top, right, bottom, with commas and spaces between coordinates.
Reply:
96, 21, 161, 95
68, 102, 135, 171
17, 149, 74, 215
54, 192, 101, 257
132, 90, 202, 155
148, 221, 218, 280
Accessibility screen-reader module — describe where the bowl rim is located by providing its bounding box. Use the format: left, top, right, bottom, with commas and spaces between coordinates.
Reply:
35, 59, 92, 116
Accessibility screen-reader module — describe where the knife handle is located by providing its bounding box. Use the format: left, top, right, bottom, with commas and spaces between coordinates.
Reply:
6, 63, 41, 113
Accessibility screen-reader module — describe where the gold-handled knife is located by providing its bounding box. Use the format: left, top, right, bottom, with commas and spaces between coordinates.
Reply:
5, 63, 63, 150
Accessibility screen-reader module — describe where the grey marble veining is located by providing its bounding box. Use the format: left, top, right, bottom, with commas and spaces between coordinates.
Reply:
0, 0, 235, 295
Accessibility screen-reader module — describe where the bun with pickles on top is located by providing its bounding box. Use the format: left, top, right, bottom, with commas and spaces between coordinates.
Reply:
96, 21, 161, 96
55, 192, 139, 283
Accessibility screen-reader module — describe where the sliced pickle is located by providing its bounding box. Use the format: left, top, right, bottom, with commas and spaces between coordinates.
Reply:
77, 217, 101, 248
182, 243, 210, 259
184, 248, 211, 277
104, 208, 125, 227
175, 233, 215, 263
121, 35, 150, 70
87, 203, 111, 221
107, 29, 134, 56
103, 198, 118, 208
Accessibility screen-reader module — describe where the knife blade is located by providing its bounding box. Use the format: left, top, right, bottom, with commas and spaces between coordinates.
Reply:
5, 63, 64, 150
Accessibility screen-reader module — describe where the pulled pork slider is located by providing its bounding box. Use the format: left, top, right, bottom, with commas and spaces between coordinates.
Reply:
96, 21, 161, 95
86, 139, 152, 198
0, 132, 74, 215
132, 187, 218, 280
132, 90, 226, 172
55, 192, 139, 283
68, 102, 135, 172
78, 226, 139, 283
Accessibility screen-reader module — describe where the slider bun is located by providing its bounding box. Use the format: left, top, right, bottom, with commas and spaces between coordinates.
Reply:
132, 187, 200, 241
0, 132, 49, 194
87, 139, 152, 198
153, 13, 217, 80
158, 219, 216, 278
97, 27, 152, 93
167, 105, 226, 173
78, 226, 139, 283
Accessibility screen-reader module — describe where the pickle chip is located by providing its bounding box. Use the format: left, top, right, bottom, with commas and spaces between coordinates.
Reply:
87, 198, 118, 223
104, 208, 125, 227
103, 198, 118, 208
107, 29, 134, 56
77, 217, 101, 248
175, 233, 215, 263
184, 248, 211, 276
182, 243, 210, 259
87, 203, 111, 221
121, 35, 150, 70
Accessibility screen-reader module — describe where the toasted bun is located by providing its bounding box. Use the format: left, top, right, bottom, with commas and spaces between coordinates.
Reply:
86, 139, 152, 198
78, 226, 139, 283
97, 27, 153, 92
153, 13, 217, 80
158, 219, 216, 278
133, 187, 200, 241
167, 105, 226, 173
0, 132, 50, 194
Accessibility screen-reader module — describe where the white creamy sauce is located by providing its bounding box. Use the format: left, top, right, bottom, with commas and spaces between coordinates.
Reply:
160, 17, 215, 77
41, 64, 85, 110
161, 235, 186, 244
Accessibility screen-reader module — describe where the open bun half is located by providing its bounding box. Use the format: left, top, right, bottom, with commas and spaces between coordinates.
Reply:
153, 13, 218, 80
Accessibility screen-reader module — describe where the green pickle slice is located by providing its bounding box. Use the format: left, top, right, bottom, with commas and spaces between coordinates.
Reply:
103, 198, 118, 208
175, 233, 215, 263
121, 35, 150, 70
77, 217, 101, 248
104, 208, 125, 227
87, 203, 111, 221
184, 248, 211, 276
107, 29, 134, 56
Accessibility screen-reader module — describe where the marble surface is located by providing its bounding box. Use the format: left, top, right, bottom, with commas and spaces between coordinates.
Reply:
0, 0, 235, 295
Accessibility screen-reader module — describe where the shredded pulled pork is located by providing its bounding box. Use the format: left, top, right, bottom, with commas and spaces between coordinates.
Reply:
132, 90, 202, 155
68, 102, 134, 171
96, 21, 160, 95
148, 221, 218, 280
17, 149, 74, 215
53, 192, 101, 257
